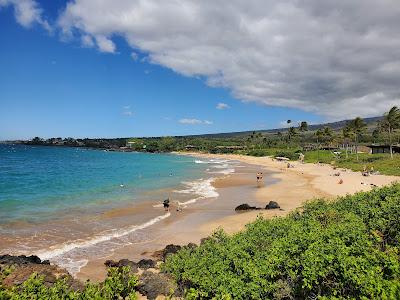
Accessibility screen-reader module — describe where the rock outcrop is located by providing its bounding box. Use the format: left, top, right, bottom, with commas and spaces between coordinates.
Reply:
0, 255, 83, 291
137, 270, 180, 300
235, 203, 262, 211
265, 201, 280, 209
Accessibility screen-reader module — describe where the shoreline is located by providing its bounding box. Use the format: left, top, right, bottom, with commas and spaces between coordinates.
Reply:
3, 151, 399, 282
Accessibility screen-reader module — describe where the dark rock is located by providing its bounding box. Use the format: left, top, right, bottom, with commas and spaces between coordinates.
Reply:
104, 259, 119, 268
137, 259, 156, 269
137, 271, 180, 300
184, 242, 197, 250
104, 259, 138, 273
152, 244, 183, 261
200, 237, 212, 245
235, 203, 261, 211
0, 254, 45, 266
1, 263, 83, 291
162, 244, 182, 260
265, 201, 280, 209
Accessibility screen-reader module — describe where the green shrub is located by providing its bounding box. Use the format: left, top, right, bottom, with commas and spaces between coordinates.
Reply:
274, 150, 300, 160
0, 266, 138, 300
163, 184, 400, 299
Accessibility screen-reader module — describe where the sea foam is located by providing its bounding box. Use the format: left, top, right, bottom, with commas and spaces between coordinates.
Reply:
37, 212, 171, 262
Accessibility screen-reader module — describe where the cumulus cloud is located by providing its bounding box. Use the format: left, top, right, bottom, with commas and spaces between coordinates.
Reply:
179, 118, 213, 125
0, 0, 50, 30
122, 105, 133, 116
131, 52, 138, 61
42, 1, 400, 119
216, 103, 230, 110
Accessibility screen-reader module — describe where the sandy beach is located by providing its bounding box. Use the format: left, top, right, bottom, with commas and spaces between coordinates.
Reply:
76, 152, 399, 282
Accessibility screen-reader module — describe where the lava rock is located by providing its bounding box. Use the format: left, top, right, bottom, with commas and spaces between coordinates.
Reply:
0, 255, 44, 266
265, 201, 280, 209
137, 271, 180, 300
137, 259, 156, 270
162, 244, 182, 260
104, 259, 138, 273
235, 203, 261, 211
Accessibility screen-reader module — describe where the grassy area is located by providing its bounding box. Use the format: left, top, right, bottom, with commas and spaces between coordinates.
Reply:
304, 150, 400, 176
163, 184, 400, 299
244, 148, 302, 160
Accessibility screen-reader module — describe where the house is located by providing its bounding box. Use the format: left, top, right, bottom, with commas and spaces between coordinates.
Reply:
215, 146, 245, 150
368, 144, 400, 154
185, 145, 199, 150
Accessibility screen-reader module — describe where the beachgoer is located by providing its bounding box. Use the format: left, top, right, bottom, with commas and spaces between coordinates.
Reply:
299, 153, 305, 164
176, 201, 182, 212
338, 179, 343, 184
163, 197, 170, 212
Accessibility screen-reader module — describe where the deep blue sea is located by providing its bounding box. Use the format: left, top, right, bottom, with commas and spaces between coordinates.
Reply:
0, 144, 235, 273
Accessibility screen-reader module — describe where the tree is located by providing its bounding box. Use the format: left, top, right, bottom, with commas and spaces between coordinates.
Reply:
342, 126, 353, 159
315, 128, 324, 162
299, 121, 308, 132
298, 121, 309, 147
323, 127, 334, 145
287, 127, 297, 147
347, 117, 367, 161
380, 106, 400, 159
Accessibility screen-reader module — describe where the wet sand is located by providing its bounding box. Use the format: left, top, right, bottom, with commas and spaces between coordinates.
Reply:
76, 153, 397, 281
77, 163, 278, 281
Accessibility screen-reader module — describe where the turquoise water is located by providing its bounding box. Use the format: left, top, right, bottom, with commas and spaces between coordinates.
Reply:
0, 144, 209, 224
0, 144, 236, 273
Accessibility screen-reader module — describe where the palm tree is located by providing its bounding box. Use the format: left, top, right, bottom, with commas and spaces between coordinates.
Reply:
287, 127, 297, 148
298, 121, 309, 147
299, 121, 308, 132
348, 117, 367, 161
380, 106, 400, 159
323, 127, 334, 146
315, 128, 324, 162
342, 125, 353, 159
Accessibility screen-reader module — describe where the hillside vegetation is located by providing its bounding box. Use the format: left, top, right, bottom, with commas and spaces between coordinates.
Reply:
163, 184, 400, 299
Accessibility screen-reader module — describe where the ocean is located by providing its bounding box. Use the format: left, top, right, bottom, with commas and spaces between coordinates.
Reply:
0, 144, 236, 273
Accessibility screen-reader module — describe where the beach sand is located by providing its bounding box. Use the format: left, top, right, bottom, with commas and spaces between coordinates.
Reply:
77, 153, 399, 281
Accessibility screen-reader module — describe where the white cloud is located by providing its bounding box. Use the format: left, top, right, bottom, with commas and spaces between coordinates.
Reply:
94, 35, 115, 53
131, 52, 138, 61
122, 106, 133, 116
216, 102, 230, 110
179, 118, 212, 125
15, 0, 400, 119
81, 34, 94, 47
0, 0, 50, 30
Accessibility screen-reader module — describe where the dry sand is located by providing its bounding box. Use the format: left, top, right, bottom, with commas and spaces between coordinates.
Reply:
186, 152, 399, 235
77, 152, 398, 281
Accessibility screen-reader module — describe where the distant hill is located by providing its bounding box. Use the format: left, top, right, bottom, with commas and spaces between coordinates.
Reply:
179, 116, 382, 139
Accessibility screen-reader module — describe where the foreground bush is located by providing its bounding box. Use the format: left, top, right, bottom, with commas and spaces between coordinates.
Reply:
163, 184, 400, 299
0, 266, 138, 300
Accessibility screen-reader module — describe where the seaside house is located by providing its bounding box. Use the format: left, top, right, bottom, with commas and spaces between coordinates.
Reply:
368, 144, 400, 154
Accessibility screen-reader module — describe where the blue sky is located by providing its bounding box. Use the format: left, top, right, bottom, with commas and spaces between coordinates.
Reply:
2, 1, 398, 140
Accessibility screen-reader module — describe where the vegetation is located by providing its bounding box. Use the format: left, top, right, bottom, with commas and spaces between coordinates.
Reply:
0, 266, 138, 300
19, 106, 400, 174
303, 150, 400, 176
163, 184, 400, 299
379, 106, 400, 159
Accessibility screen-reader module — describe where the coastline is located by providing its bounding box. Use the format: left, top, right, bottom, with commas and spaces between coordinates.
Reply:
78, 151, 399, 281
3, 150, 399, 283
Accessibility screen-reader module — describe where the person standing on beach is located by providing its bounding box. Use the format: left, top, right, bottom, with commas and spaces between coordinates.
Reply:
163, 197, 170, 212
257, 172, 263, 186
